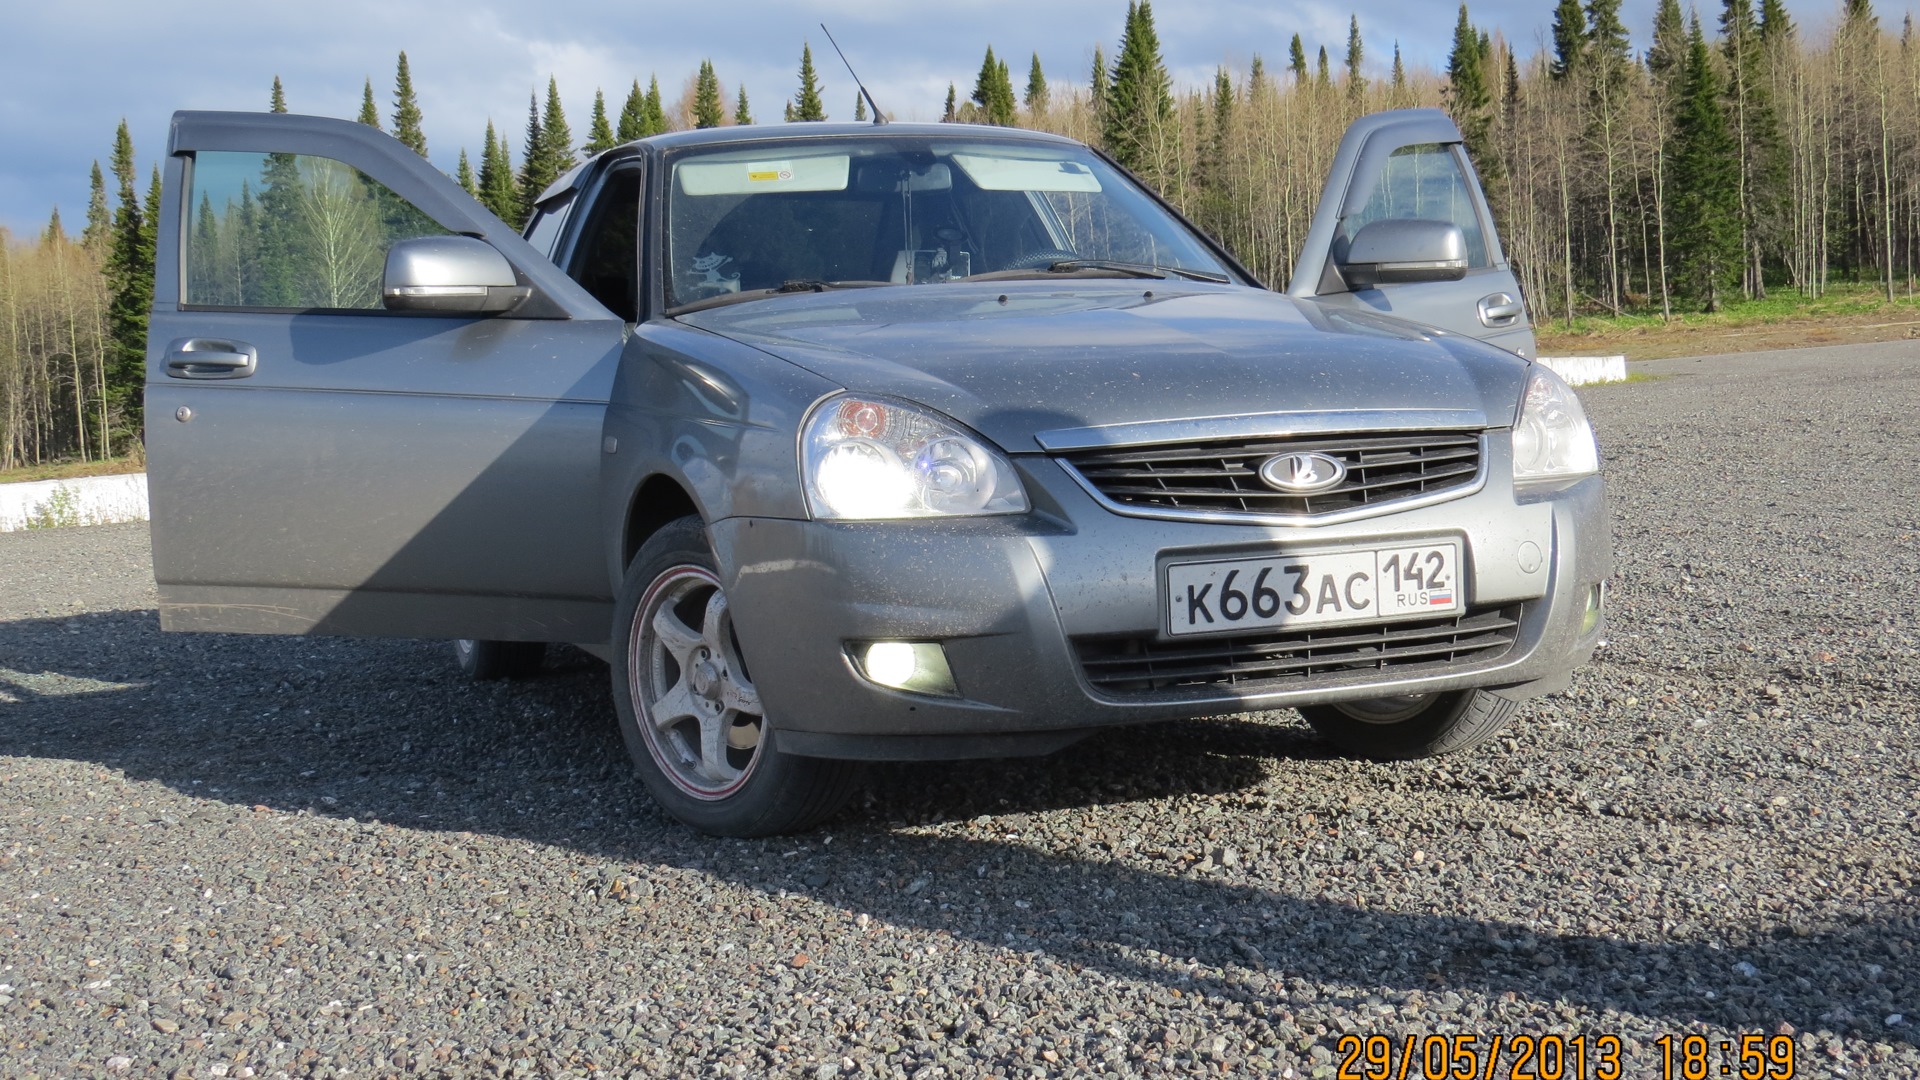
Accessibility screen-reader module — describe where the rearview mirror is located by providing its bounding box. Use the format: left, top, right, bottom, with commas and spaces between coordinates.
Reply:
383, 236, 531, 314
1340, 219, 1468, 288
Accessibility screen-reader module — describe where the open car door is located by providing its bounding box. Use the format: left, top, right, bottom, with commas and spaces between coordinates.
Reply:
1286, 108, 1535, 358
147, 112, 626, 641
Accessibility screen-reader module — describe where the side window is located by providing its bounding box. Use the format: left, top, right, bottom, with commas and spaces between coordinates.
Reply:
563, 169, 641, 322
1339, 143, 1489, 268
185, 151, 450, 310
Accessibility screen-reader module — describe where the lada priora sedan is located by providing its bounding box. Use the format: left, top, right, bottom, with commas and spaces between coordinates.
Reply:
145, 107, 1610, 835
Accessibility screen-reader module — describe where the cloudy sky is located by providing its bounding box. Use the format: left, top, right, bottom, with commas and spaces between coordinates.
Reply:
0, 0, 1898, 237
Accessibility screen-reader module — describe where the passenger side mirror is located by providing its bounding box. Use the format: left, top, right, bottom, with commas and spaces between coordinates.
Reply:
383, 236, 532, 314
1339, 219, 1469, 288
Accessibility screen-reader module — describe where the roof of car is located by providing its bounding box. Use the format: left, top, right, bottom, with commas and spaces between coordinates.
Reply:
633, 121, 1085, 151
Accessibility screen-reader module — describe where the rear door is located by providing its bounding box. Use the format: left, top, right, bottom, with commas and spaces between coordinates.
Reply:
1286, 108, 1535, 357
148, 112, 624, 641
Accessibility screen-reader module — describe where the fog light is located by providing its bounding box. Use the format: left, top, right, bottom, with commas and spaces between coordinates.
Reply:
853, 641, 958, 696
1581, 583, 1605, 637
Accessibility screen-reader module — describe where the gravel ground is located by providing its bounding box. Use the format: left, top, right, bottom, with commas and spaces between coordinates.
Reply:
1, 341, 1916, 1080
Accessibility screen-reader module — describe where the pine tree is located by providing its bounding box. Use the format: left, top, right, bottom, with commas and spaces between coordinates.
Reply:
787, 45, 826, 122
1025, 53, 1048, 113
942, 84, 958, 123
1721, 0, 1786, 297
1391, 43, 1407, 93
1288, 34, 1308, 84
1249, 54, 1268, 97
456, 149, 477, 197
853, 93, 866, 122
585, 89, 617, 154
736, 87, 754, 125
1647, 0, 1688, 80
644, 76, 668, 135
1345, 15, 1367, 101
270, 76, 287, 113
1104, 1, 1174, 173
45, 207, 64, 246
478, 121, 519, 222
1089, 44, 1109, 115
1197, 67, 1235, 236
392, 51, 427, 156
971, 46, 1017, 126
1550, 0, 1586, 79
1758, 0, 1793, 42
103, 120, 148, 437
1667, 15, 1741, 310
618, 80, 647, 141
1447, 5, 1495, 166
541, 78, 573, 166
83, 161, 111, 255
694, 61, 725, 128
357, 79, 382, 128
515, 92, 548, 225
1316, 46, 1331, 88
1585, 0, 1631, 72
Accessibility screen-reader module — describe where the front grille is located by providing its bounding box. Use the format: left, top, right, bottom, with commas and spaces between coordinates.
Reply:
1060, 430, 1483, 519
1075, 606, 1521, 695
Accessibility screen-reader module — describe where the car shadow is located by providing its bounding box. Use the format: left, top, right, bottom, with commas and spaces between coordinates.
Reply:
1, 608, 1911, 1050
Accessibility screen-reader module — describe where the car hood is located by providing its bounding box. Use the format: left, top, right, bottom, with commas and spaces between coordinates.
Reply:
677, 282, 1528, 451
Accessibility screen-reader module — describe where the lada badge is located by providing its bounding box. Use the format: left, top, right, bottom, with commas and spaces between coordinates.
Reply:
1258, 451, 1348, 494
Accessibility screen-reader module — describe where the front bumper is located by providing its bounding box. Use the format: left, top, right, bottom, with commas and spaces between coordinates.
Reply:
712, 449, 1610, 760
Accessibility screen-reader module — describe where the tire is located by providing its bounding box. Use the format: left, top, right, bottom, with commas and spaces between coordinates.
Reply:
1299, 689, 1521, 760
453, 639, 547, 680
610, 515, 858, 837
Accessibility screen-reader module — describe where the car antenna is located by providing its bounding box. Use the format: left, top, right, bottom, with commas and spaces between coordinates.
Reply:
821, 24, 887, 125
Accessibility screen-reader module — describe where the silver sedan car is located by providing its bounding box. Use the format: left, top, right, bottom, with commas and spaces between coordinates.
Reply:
145, 108, 1609, 835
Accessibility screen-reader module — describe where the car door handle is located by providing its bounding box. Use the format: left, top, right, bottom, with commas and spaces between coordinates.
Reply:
165, 338, 258, 379
1477, 294, 1524, 328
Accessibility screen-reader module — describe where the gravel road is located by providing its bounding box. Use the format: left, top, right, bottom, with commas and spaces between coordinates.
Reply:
2, 341, 1916, 1079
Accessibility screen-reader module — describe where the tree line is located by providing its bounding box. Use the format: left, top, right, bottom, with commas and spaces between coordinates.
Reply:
3, 2, 1916, 470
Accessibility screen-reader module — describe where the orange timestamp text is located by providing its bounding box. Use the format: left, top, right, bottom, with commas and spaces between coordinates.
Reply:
1333, 1031, 1798, 1080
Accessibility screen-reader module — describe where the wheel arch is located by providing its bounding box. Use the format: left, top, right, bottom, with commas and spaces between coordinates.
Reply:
622, 474, 702, 571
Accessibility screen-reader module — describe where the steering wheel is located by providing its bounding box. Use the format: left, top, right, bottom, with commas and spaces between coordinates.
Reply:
1003, 248, 1083, 271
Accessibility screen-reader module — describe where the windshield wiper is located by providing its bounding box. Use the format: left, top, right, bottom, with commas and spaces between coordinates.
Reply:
668, 279, 892, 316
969, 260, 1231, 284
1061, 259, 1232, 283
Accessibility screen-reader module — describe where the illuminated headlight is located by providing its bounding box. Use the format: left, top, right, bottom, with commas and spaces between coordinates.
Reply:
1511, 366, 1600, 484
852, 641, 959, 695
802, 394, 1029, 519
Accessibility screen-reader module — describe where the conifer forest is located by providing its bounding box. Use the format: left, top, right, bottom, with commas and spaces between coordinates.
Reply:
3, 1, 1917, 471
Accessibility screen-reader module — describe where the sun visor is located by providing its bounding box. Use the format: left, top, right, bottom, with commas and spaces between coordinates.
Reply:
949, 154, 1102, 192
677, 154, 850, 196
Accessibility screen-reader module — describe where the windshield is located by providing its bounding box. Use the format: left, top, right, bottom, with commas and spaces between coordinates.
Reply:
663, 135, 1233, 311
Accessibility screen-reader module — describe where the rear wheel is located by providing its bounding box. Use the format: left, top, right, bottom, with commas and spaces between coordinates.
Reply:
611, 516, 858, 836
453, 639, 546, 680
1299, 689, 1520, 760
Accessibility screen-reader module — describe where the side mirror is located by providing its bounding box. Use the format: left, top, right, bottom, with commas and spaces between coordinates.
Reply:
1340, 219, 1469, 288
383, 236, 532, 314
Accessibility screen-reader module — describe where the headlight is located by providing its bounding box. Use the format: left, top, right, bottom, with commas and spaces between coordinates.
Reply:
801, 394, 1029, 519
1511, 366, 1599, 484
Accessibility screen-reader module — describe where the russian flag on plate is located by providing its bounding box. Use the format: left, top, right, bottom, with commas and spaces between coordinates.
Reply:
1428, 590, 1454, 606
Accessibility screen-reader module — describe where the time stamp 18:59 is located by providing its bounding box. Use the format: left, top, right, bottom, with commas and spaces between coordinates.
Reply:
1332, 1032, 1799, 1080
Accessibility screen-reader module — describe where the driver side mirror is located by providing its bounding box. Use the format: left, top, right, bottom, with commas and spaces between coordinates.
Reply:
1340, 219, 1469, 288
383, 236, 532, 314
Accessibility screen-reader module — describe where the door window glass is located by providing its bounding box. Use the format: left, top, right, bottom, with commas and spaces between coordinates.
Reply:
1339, 143, 1489, 267
185, 151, 450, 309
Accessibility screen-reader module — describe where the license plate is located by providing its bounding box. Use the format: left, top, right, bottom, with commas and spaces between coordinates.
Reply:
1166, 541, 1463, 636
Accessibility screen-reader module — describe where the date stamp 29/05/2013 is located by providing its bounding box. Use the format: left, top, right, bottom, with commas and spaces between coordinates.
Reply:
1332, 1032, 1799, 1080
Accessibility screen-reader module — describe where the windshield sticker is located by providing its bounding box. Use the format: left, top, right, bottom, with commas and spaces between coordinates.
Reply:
691, 253, 741, 293
677, 154, 851, 196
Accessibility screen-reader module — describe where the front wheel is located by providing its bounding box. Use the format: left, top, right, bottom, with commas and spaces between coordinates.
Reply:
1298, 689, 1520, 760
611, 516, 858, 836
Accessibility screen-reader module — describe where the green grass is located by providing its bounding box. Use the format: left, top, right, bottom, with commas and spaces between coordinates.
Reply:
0, 455, 145, 487
1542, 282, 1920, 335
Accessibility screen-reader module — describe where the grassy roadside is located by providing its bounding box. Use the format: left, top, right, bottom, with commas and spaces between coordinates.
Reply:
1535, 283, 1920, 361
0, 455, 146, 487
